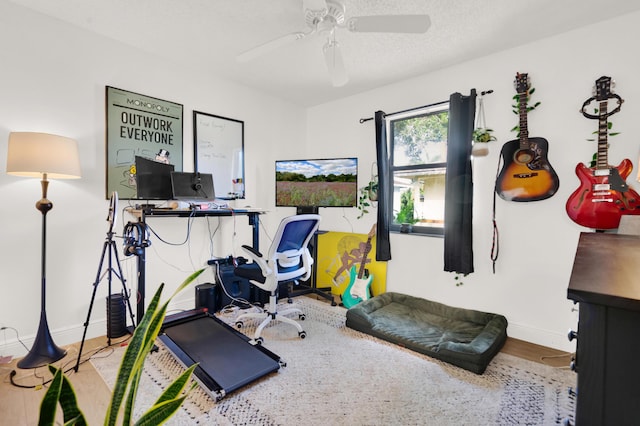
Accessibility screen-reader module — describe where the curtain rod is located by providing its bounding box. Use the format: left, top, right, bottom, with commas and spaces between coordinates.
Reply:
358, 90, 493, 124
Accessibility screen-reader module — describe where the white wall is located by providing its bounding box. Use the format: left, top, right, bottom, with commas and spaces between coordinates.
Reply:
2, 2, 638, 357
307, 11, 640, 351
0, 2, 306, 356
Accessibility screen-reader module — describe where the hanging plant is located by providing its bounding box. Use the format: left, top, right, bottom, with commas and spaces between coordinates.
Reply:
357, 162, 379, 219
473, 128, 496, 143
357, 179, 378, 219
472, 90, 495, 157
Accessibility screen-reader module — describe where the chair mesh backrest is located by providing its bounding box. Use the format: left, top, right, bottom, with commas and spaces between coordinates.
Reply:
270, 215, 320, 278
276, 219, 319, 253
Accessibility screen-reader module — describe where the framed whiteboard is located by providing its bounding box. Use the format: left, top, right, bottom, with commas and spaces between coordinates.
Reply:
193, 111, 245, 199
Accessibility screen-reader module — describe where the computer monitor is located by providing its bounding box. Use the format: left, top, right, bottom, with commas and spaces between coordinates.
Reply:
135, 156, 175, 200
171, 172, 216, 200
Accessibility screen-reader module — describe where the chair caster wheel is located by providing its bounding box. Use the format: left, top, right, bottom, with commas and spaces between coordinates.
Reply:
299, 314, 306, 321
235, 321, 243, 329
299, 331, 307, 339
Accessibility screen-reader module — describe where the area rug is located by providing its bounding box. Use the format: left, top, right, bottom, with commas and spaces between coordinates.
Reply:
91, 296, 575, 425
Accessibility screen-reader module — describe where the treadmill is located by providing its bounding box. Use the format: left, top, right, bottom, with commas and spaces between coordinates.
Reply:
159, 309, 282, 401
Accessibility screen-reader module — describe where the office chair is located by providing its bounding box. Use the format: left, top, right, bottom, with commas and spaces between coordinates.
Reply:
234, 214, 321, 343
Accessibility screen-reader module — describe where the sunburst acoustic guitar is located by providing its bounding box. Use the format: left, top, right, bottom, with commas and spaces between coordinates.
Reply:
565, 76, 640, 230
496, 73, 559, 202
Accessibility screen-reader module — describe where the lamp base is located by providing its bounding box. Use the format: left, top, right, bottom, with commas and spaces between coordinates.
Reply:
17, 311, 66, 369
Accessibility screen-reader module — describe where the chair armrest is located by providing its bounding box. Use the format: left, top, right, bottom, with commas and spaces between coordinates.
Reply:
240, 244, 272, 276
241, 244, 263, 258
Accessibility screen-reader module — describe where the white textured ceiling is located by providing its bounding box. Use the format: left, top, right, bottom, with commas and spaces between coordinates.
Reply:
9, 0, 640, 106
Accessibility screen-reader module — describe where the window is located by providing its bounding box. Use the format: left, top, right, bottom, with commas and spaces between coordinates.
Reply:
387, 102, 449, 236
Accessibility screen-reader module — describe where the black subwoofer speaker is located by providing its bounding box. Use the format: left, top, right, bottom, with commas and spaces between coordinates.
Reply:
195, 282, 220, 313
106, 293, 127, 338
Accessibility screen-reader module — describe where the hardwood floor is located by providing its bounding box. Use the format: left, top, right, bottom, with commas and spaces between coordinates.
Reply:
0, 335, 126, 425
0, 316, 574, 425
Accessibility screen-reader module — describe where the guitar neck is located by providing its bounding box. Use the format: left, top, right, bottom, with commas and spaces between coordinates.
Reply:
518, 92, 529, 147
596, 100, 609, 169
357, 240, 372, 279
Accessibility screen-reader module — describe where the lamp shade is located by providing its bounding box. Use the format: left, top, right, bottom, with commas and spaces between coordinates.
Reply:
6, 132, 81, 179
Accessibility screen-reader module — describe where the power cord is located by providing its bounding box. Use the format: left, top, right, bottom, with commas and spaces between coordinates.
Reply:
1, 326, 31, 353
214, 263, 258, 313
7, 334, 131, 390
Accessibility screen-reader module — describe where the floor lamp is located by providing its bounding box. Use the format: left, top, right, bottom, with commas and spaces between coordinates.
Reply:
6, 132, 81, 369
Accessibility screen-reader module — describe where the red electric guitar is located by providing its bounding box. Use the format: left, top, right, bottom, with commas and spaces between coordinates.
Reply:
495, 73, 559, 202
566, 76, 640, 230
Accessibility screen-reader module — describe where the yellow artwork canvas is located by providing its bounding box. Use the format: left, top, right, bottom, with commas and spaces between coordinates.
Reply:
316, 230, 387, 299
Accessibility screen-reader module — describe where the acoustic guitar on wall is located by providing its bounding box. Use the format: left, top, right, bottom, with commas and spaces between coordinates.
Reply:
565, 76, 640, 230
495, 73, 560, 202
341, 224, 376, 309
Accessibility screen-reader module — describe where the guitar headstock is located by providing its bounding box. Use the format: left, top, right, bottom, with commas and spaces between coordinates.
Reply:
514, 72, 530, 94
594, 76, 614, 101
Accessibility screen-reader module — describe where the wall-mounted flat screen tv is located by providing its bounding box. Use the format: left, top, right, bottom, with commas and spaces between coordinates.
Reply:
275, 157, 358, 208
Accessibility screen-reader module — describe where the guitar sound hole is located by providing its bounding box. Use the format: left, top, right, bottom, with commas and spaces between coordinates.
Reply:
514, 149, 535, 165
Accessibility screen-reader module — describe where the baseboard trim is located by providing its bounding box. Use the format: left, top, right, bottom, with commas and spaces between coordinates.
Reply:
2, 298, 196, 359
507, 322, 574, 352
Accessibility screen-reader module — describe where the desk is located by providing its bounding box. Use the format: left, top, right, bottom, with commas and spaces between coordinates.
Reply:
567, 232, 640, 425
126, 207, 265, 323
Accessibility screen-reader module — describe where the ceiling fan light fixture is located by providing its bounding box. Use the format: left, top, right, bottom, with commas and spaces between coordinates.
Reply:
323, 38, 348, 87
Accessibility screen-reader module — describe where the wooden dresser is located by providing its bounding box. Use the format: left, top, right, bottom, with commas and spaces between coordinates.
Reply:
567, 232, 640, 425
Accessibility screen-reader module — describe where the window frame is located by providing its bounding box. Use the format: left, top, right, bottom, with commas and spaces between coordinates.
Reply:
386, 101, 449, 237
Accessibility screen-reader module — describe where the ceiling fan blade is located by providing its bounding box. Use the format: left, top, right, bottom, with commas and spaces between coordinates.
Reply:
346, 15, 431, 33
237, 31, 306, 62
323, 38, 348, 87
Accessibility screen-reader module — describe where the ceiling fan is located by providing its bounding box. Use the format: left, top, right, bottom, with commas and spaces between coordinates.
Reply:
236, 0, 431, 87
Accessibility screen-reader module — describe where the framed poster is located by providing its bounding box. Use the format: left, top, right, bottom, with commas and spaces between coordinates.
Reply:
105, 86, 183, 199
194, 111, 245, 199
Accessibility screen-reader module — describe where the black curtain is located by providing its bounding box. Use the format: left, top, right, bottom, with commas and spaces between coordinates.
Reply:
444, 90, 476, 274
374, 110, 391, 261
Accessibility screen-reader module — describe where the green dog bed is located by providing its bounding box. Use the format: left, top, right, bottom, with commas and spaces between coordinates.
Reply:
345, 292, 508, 374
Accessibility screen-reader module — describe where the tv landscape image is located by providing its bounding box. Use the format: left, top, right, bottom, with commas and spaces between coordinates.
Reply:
276, 158, 358, 207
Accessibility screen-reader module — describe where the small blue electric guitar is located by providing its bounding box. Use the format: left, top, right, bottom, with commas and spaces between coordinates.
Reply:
342, 224, 376, 309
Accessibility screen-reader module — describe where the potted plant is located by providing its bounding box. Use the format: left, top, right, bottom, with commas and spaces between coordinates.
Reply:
395, 189, 418, 233
357, 179, 378, 219
471, 128, 496, 157
38, 269, 204, 426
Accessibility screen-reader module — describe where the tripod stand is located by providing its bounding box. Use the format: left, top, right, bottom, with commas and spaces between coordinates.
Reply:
74, 193, 135, 372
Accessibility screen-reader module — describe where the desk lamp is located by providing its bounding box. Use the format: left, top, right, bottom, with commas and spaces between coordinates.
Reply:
6, 132, 81, 369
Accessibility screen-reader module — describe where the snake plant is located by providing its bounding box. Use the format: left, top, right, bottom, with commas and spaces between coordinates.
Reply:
38, 269, 204, 426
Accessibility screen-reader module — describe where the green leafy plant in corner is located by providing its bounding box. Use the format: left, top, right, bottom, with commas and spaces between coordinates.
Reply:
394, 188, 418, 225
38, 268, 205, 426
357, 180, 378, 219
